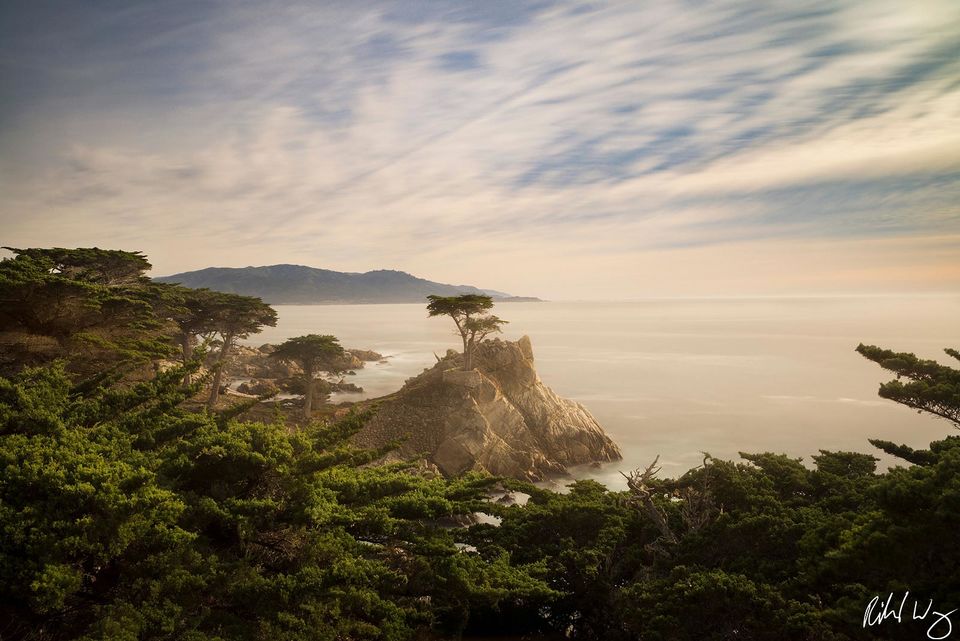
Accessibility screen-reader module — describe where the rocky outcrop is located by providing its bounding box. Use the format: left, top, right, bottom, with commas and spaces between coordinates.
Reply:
347, 349, 384, 362
236, 379, 281, 396
221, 344, 372, 402
225, 345, 301, 379
352, 336, 621, 481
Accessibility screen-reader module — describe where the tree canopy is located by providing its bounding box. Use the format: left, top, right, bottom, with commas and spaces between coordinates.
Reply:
856, 343, 960, 427
3, 246, 152, 286
426, 294, 507, 370
0, 362, 550, 640
0, 247, 173, 376
2, 247, 957, 641
269, 334, 345, 418
203, 291, 278, 409
0, 247, 279, 401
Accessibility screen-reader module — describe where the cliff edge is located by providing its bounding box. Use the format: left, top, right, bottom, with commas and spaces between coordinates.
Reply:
352, 336, 621, 480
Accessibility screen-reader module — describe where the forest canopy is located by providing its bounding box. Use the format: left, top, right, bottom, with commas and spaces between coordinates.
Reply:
0, 247, 957, 641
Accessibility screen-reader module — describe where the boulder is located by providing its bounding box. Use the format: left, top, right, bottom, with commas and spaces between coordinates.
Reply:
236, 379, 280, 396
331, 380, 363, 394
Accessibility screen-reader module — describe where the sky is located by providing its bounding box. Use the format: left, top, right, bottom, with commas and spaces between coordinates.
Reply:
1, 0, 959, 300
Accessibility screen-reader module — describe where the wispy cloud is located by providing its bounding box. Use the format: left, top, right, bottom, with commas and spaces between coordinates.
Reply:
1, 0, 958, 297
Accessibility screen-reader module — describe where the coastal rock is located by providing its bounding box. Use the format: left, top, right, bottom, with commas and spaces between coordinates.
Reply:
236, 379, 280, 396
347, 349, 384, 362
224, 345, 301, 378
331, 380, 363, 394
226, 344, 378, 380
333, 353, 364, 371
352, 336, 621, 481
278, 377, 363, 400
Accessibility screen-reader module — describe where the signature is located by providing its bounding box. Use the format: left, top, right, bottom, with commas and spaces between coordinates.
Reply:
864, 592, 956, 640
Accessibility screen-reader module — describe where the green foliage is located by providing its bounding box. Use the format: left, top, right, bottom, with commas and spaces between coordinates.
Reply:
425, 294, 494, 320
3, 246, 152, 286
0, 365, 549, 640
621, 567, 840, 641
270, 334, 346, 419
270, 334, 344, 373
856, 343, 960, 427
462, 315, 507, 344
426, 294, 506, 371
459, 346, 960, 640
466, 439, 959, 641
3, 260, 957, 641
203, 290, 278, 342
0, 245, 278, 389
823, 436, 960, 627
467, 479, 644, 638
203, 290, 278, 408
0, 247, 175, 375
150, 285, 223, 372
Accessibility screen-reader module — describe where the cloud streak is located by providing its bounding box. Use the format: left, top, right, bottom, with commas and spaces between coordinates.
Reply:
1, 0, 958, 297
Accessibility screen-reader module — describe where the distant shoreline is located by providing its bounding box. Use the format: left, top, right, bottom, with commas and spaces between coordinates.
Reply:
257, 297, 544, 305
153, 264, 541, 305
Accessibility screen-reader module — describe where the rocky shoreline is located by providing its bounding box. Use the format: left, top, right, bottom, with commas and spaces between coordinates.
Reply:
215, 337, 621, 480
221, 344, 384, 400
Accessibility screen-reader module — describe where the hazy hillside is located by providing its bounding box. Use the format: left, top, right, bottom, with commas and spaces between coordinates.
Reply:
154, 264, 538, 304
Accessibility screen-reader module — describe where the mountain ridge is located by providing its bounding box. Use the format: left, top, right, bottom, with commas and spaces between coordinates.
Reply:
154, 264, 539, 304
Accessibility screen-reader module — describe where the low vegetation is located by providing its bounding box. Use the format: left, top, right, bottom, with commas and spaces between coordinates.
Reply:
1, 247, 957, 640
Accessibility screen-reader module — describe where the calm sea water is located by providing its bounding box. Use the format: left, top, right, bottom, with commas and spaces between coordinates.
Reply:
243, 296, 960, 488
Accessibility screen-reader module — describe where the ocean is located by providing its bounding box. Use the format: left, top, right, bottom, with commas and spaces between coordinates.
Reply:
243, 295, 960, 488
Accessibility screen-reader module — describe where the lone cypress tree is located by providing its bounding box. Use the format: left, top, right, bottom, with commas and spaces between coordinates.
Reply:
269, 334, 344, 419
426, 294, 507, 371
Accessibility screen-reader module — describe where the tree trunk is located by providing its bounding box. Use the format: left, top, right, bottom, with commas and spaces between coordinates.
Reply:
461, 334, 470, 371
206, 334, 233, 411
303, 364, 314, 420
180, 333, 194, 386
207, 365, 224, 411
451, 315, 470, 372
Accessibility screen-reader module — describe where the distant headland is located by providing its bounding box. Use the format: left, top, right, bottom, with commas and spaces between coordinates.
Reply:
154, 264, 541, 304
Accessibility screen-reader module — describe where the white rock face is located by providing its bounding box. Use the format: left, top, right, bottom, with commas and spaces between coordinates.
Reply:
352, 336, 622, 480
